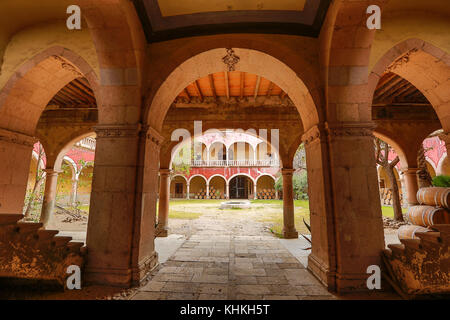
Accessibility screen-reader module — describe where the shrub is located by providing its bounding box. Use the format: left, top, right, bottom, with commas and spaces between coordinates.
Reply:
275, 170, 309, 200
432, 175, 450, 187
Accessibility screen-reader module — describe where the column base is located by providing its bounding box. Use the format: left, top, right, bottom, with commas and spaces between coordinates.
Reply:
156, 226, 169, 237
282, 229, 298, 239
131, 251, 159, 286
308, 253, 336, 292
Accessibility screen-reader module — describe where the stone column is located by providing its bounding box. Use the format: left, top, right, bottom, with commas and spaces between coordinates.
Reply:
308, 123, 384, 293
403, 168, 420, 205
40, 169, 59, 227
156, 168, 171, 237
226, 182, 230, 199
254, 183, 257, 200
0, 128, 36, 214
85, 125, 158, 287
186, 183, 190, 199
206, 182, 210, 199
71, 178, 79, 206
281, 168, 298, 239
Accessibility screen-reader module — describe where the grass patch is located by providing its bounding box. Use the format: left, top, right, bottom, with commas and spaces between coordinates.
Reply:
169, 210, 203, 220
381, 206, 407, 219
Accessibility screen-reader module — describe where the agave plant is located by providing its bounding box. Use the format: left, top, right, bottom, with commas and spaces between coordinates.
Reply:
300, 218, 311, 250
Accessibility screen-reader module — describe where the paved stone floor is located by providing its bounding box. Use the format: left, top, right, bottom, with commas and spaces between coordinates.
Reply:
130, 211, 336, 300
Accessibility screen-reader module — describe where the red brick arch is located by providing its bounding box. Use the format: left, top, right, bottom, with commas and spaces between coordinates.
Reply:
0, 46, 99, 136
369, 39, 450, 131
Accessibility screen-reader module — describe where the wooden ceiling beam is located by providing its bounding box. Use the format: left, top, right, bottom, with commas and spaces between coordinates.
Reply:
193, 80, 203, 102
374, 76, 403, 98
254, 76, 261, 99
266, 82, 274, 97
381, 81, 411, 101
224, 71, 230, 99
208, 74, 217, 100
240, 72, 245, 99
376, 80, 409, 102
70, 81, 96, 103
183, 88, 191, 102
63, 85, 92, 105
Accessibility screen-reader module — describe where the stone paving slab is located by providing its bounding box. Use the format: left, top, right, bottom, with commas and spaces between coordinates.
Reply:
131, 211, 336, 300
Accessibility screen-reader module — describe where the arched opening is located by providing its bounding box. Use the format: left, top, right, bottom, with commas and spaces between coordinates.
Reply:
229, 174, 254, 199
255, 175, 276, 199
170, 175, 187, 199
208, 175, 226, 199
189, 175, 207, 199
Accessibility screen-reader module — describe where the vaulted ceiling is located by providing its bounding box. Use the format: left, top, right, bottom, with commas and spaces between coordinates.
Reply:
132, 0, 332, 42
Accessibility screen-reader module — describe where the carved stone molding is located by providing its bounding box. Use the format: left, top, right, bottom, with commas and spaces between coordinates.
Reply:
0, 128, 36, 147
222, 48, 240, 72
159, 168, 172, 176
386, 48, 418, 73
326, 122, 376, 139
51, 55, 82, 77
94, 124, 141, 139
142, 126, 164, 147
302, 124, 325, 146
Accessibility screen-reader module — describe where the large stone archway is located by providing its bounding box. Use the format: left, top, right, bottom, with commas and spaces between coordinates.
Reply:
0, 46, 98, 215
146, 48, 320, 132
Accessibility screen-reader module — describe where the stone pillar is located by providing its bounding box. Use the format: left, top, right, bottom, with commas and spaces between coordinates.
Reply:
206, 182, 210, 199
40, 169, 59, 227
304, 123, 385, 293
85, 125, 158, 287
226, 182, 230, 199
254, 183, 257, 200
281, 168, 298, 239
156, 168, 171, 237
186, 183, 190, 199
0, 128, 36, 215
71, 178, 79, 206
403, 168, 420, 205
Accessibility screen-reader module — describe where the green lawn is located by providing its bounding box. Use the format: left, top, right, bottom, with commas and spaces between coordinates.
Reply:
167, 199, 401, 238
381, 206, 407, 219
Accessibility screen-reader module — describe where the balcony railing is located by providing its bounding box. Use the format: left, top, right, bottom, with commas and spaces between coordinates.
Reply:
191, 159, 279, 167
75, 137, 96, 151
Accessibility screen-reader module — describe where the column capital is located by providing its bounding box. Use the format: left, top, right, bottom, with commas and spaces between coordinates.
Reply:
281, 168, 295, 175
94, 124, 141, 139
43, 169, 59, 175
0, 127, 36, 147
159, 168, 172, 176
140, 125, 164, 147
401, 168, 419, 175
302, 124, 326, 145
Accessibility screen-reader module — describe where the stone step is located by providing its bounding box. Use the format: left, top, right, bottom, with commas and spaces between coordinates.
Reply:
37, 229, 59, 241
66, 241, 84, 253
399, 238, 422, 251
51, 236, 73, 248
415, 231, 442, 244
387, 243, 405, 255
15, 222, 43, 234
0, 214, 24, 226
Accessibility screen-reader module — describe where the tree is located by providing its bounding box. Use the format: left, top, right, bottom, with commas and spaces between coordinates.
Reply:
417, 144, 433, 189
293, 144, 306, 170
24, 143, 46, 220
375, 138, 403, 221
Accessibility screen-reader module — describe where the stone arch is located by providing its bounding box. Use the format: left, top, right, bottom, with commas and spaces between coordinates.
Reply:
369, 39, 450, 131
208, 175, 227, 199
227, 173, 256, 185
256, 173, 276, 184
228, 142, 255, 161
373, 131, 409, 168
0, 46, 99, 136
146, 48, 320, 133
188, 174, 208, 198
53, 132, 96, 171
63, 156, 78, 180
188, 174, 207, 184
170, 174, 188, 199
209, 141, 227, 161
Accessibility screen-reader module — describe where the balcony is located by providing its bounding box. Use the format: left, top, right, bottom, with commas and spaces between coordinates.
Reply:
75, 137, 96, 151
191, 159, 279, 167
